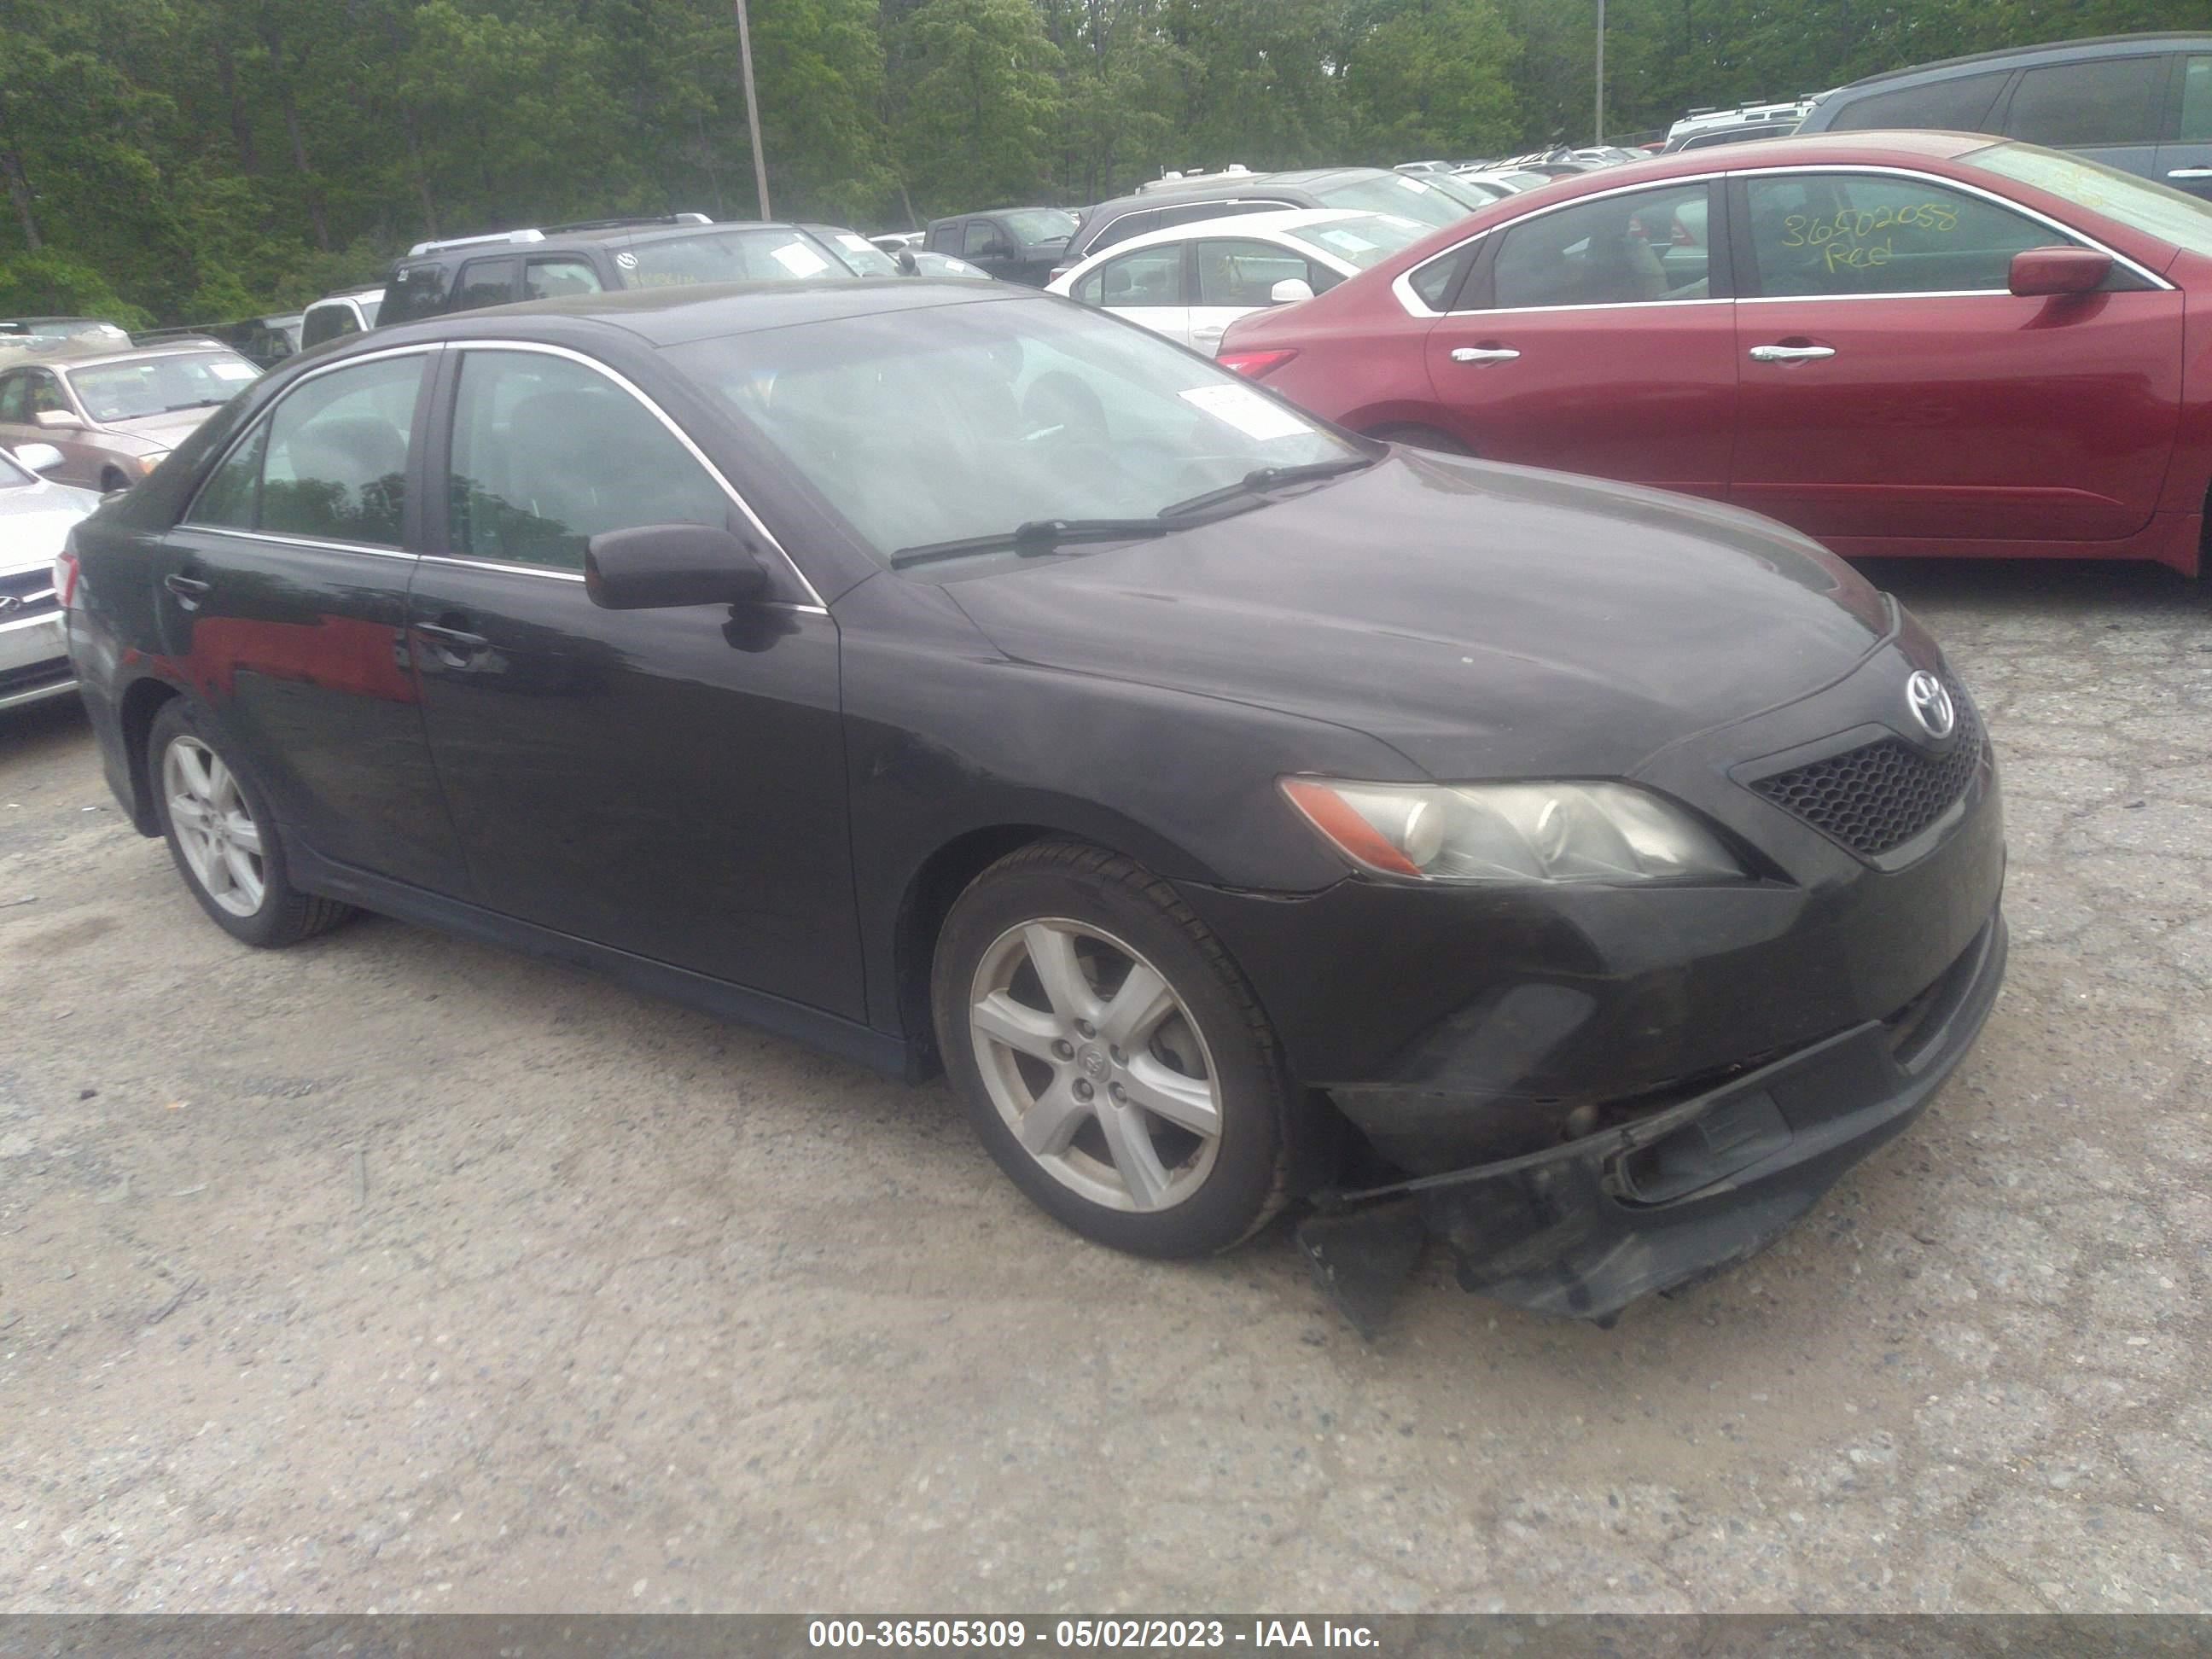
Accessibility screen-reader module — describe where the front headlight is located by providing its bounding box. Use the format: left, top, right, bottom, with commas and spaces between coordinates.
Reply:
1281, 777, 1747, 885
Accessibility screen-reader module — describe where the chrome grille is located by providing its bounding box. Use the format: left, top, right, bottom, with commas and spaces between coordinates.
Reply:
1749, 685, 1984, 859
0, 566, 59, 622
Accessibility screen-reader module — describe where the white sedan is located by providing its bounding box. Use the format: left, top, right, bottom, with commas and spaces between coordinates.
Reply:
0, 443, 98, 712
1045, 207, 1433, 352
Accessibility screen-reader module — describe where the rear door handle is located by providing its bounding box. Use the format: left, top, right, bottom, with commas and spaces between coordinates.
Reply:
2167, 166, 2212, 181
1748, 344, 1836, 362
163, 573, 211, 608
1449, 346, 1520, 364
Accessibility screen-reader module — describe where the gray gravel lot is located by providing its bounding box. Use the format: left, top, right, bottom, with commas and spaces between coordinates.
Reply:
1, 558, 2208, 1614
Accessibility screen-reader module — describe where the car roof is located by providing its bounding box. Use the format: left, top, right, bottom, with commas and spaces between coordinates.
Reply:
1539, 129, 1994, 183
1832, 31, 2211, 90
2, 340, 245, 371
1074, 207, 1412, 264
344, 277, 1034, 352
1082, 169, 1393, 220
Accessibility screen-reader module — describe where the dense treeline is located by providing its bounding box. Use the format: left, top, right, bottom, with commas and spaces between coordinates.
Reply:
0, 0, 2201, 324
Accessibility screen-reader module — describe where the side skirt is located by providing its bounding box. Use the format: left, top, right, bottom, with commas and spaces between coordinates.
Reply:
287, 840, 917, 1080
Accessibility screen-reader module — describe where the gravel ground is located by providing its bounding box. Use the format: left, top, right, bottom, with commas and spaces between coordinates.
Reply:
1, 557, 2207, 1615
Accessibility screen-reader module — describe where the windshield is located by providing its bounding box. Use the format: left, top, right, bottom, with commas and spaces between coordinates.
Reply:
1964, 142, 2212, 259
667, 297, 1361, 568
1001, 208, 1078, 247
1313, 172, 1476, 229
1284, 212, 1431, 271
0, 449, 32, 487
65, 351, 259, 422
623, 228, 853, 288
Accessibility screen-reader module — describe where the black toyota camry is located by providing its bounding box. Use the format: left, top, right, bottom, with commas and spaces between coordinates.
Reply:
57, 281, 2005, 1326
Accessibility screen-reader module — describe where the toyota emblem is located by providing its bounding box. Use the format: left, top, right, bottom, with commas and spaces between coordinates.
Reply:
1906, 671, 1955, 741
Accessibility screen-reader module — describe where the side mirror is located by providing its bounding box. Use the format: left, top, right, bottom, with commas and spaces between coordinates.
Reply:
1269, 277, 1316, 306
897, 249, 919, 276
13, 442, 64, 475
33, 409, 83, 431
585, 523, 770, 610
2009, 246, 2110, 298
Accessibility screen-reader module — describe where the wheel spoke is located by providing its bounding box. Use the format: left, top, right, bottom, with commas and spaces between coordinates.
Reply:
972, 988, 1063, 1062
1021, 923, 1100, 1026
1017, 1076, 1091, 1157
1097, 1099, 1173, 1209
224, 812, 261, 854
222, 841, 262, 905
173, 742, 214, 802
1121, 1055, 1221, 1139
1097, 962, 1177, 1051
205, 753, 234, 806
199, 845, 235, 894
168, 793, 210, 832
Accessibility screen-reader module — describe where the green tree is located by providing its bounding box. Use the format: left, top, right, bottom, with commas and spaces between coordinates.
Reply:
891, 0, 1067, 211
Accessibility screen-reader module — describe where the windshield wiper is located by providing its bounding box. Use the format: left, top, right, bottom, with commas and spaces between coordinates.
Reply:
891, 516, 1189, 569
162, 399, 225, 412
1158, 455, 1377, 518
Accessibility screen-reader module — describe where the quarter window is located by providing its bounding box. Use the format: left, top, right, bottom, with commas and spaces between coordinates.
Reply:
381, 263, 451, 325
1491, 184, 1712, 309
1406, 246, 1475, 311
190, 355, 422, 544
0, 371, 26, 423
2005, 56, 2164, 148
445, 351, 728, 572
1743, 174, 2059, 297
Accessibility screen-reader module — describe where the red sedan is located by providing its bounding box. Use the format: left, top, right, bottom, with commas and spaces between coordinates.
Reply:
1217, 133, 2212, 572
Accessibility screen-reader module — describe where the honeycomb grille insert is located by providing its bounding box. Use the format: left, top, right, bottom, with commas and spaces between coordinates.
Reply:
1749, 689, 1983, 859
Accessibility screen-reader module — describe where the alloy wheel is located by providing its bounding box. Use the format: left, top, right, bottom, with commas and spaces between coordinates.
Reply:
162, 736, 266, 918
968, 917, 1224, 1213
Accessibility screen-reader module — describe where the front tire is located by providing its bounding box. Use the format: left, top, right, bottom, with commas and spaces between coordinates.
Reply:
933, 841, 1298, 1258
148, 699, 352, 948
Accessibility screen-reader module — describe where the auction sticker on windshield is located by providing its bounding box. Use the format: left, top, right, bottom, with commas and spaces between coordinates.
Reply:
1179, 383, 1311, 442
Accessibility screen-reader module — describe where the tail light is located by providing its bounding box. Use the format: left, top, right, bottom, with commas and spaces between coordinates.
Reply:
1217, 348, 1298, 381
53, 549, 79, 609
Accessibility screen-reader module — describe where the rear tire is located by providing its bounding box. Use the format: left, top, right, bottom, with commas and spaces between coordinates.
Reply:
148, 699, 352, 948
932, 841, 1300, 1259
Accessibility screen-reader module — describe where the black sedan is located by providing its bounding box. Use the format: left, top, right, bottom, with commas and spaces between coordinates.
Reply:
57, 280, 2005, 1327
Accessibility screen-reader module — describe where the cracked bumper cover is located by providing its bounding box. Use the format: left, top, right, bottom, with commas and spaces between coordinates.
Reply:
1299, 911, 2005, 1329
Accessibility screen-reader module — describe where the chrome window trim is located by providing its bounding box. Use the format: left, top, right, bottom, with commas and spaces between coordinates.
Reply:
180, 342, 439, 534
410, 550, 828, 614
445, 339, 826, 609
1390, 160, 2174, 318
185, 527, 418, 562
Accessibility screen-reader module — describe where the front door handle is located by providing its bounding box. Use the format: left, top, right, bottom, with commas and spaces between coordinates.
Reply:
1748, 343, 1837, 363
163, 573, 211, 608
2167, 166, 2212, 181
1190, 325, 1225, 343
1449, 346, 1521, 364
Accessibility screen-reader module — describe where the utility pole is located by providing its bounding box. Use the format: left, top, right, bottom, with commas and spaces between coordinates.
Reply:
1593, 0, 1606, 144
734, 0, 771, 218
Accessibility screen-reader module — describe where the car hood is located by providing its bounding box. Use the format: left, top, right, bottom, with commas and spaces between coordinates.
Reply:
0, 480, 98, 573
99, 407, 223, 448
941, 451, 1897, 780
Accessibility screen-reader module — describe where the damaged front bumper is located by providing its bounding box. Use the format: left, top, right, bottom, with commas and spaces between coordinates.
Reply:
1299, 911, 2006, 1333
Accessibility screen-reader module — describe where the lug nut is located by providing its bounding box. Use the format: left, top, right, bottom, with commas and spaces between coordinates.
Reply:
1108, 1082, 1126, 1103
1075, 1020, 1096, 1039
1052, 1039, 1074, 1060
1073, 1080, 1094, 1101
1109, 1045, 1125, 1064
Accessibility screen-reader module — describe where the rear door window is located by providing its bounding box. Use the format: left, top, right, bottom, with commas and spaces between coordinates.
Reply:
1194, 240, 1318, 306
300, 303, 361, 349
455, 258, 521, 311
189, 354, 424, 545
1078, 245, 1185, 309
2181, 55, 2212, 141
1490, 183, 1714, 308
2004, 55, 2166, 148
1824, 69, 2012, 134
1743, 173, 2059, 297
